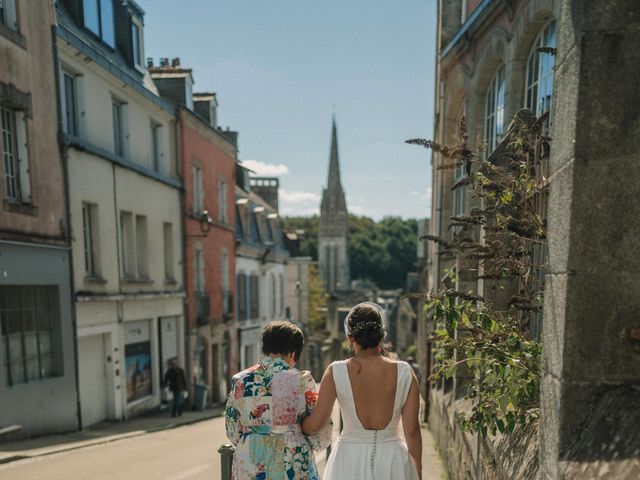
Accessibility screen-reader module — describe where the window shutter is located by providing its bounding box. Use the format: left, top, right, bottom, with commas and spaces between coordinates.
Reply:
15, 111, 31, 203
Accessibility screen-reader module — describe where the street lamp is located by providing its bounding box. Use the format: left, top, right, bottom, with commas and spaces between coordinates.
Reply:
188, 210, 213, 237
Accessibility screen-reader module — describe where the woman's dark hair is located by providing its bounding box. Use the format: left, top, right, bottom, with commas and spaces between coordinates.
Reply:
346, 303, 385, 349
261, 320, 304, 361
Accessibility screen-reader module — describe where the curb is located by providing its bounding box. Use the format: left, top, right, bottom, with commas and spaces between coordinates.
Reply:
0, 409, 224, 467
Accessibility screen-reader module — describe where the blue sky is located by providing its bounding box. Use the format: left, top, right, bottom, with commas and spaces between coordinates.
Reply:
144, 0, 436, 220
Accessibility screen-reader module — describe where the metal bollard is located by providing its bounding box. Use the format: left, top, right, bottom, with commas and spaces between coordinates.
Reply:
218, 443, 235, 480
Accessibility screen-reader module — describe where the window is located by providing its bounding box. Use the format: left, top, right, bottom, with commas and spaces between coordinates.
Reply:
0, 0, 18, 31
82, 203, 100, 276
163, 222, 174, 280
112, 100, 124, 157
120, 211, 135, 278
218, 180, 227, 223
135, 215, 148, 278
221, 252, 229, 293
485, 65, 505, 154
525, 21, 557, 120
1, 106, 30, 203
193, 166, 203, 214
237, 272, 247, 321
453, 163, 466, 219
250, 273, 259, 319
195, 248, 205, 293
150, 123, 161, 171
131, 21, 144, 68
270, 273, 276, 318
63, 73, 78, 136
82, 0, 115, 48
1, 286, 62, 386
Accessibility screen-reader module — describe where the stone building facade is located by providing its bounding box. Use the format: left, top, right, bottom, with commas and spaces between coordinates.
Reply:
56, 0, 185, 426
0, 0, 77, 437
427, 1, 640, 478
149, 61, 238, 404
425, 0, 560, 477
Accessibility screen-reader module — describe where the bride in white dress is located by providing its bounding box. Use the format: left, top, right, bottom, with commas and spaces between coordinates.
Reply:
302, 302, 422, 479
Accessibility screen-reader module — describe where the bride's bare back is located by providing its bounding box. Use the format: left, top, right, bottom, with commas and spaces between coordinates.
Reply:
346, 356, 399, 430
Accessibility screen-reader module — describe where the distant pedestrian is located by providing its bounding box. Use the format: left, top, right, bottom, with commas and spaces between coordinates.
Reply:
164, 359, 187, 417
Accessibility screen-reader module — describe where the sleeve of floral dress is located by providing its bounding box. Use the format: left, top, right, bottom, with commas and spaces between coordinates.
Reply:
225, 376, 242, 446
302, 370, 333, 451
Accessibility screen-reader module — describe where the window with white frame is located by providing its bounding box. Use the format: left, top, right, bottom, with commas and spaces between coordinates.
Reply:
163, 222, 174, 280
131, 19, 144, 69
112, 99, 125, 157
1, 106, 30, 203
135, 215, 148, 279
0, 0, 18, 31
485, 65, 505, 154
120, 211, 135, 278
82, 0, 115, 48
525, 21, 557, 120
82, 203, 100, 276
218, 179, 227, 223
63, 72, 79, 136
193, 166, 203, 214
1, 286, 62, 386
150, 122, 161, 171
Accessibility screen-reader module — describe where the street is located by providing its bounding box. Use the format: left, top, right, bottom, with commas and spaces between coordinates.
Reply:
0, 414, 443, 479
0, 418, 227, 480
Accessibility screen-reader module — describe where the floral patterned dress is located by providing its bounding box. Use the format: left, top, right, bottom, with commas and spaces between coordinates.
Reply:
225, 356, 332, 480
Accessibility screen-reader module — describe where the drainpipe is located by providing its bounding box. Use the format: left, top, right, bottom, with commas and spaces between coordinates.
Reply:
51, 23, 83, 432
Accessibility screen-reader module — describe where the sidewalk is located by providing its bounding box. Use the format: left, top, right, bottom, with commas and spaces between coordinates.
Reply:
0, 405, 225, 465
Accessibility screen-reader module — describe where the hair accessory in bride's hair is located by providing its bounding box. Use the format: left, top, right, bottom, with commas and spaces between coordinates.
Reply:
343, 301, 386, 337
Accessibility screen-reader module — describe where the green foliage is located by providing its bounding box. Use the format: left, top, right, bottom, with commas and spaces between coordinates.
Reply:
307, 263, 327, 331
282, 214, 419, 290
408, 111, 549, 436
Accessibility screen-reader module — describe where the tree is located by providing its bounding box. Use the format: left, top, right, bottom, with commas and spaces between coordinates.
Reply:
406, 110, 548, 436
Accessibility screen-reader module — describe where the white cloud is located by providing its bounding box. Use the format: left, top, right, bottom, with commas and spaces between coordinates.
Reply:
280, 190, 320, 204
241, 159, 289, 177
279, 189, 321, 216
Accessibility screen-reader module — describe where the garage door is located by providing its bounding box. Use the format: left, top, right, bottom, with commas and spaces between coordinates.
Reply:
78, 334, 109, 427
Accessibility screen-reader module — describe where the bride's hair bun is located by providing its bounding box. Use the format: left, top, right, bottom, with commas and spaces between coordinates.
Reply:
346, 303, 385, 349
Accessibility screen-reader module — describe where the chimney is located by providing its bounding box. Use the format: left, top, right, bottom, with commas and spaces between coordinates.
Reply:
249, 177, 279, 213
146, 57, 154, 68
171, 57, 181, 67
160, 57, 169, 67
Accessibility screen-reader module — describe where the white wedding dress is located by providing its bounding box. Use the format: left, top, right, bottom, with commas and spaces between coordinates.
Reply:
323, 360, 420, 480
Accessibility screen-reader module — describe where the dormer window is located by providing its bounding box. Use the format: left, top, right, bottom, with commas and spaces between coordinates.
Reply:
82, 0, 115, 48
131, 19, 144, 70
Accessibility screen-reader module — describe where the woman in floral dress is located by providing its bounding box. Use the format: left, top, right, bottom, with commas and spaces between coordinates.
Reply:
225, 321, 332, 479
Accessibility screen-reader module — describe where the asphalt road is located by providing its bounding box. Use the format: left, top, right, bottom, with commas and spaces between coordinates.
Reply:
1, 417, 228, 480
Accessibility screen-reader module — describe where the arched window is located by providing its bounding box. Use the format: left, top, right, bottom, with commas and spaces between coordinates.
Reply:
525, 21, 557, 119
453, 110, 466, 219
485, 65, 505, 153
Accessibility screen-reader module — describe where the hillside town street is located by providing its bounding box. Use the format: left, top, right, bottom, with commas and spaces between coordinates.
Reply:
0, 413, 444, 480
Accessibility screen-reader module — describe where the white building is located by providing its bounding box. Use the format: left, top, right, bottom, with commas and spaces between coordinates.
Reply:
56, 0, 184, 426
235, 168, 288, 370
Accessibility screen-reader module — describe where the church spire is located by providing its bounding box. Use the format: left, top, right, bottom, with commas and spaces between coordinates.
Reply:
327, 116, 342, 190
